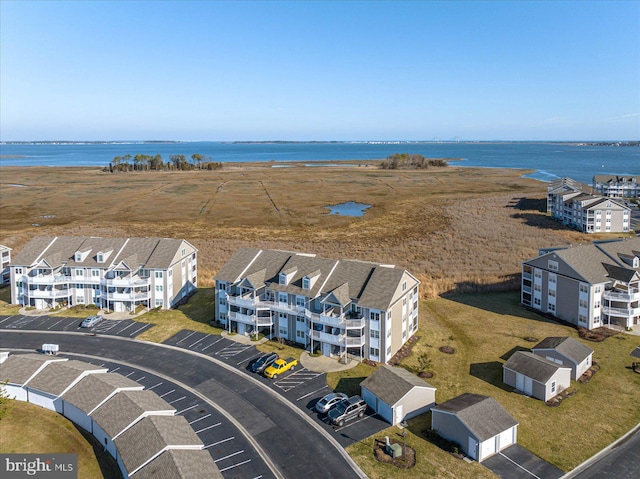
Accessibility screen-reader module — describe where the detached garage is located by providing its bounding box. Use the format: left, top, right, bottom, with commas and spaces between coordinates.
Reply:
360, 365, 436, 425
503, 351, 571, 402
431, 393, 518, 462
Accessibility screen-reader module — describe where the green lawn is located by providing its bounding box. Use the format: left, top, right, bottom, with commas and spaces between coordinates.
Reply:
349, 292, 640, 476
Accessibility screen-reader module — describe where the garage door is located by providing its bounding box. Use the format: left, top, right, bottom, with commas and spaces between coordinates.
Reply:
498, 427, 515, 451
480, 436, 497, 461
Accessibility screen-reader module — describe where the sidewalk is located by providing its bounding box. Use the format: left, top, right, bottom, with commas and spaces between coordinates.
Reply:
221, 330, 269, 345
18, 306, 146, 321
300, 351, 359, 373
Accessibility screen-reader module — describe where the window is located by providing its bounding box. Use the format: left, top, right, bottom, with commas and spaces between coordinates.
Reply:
219, 282, 227, 291
548, 303, 556, 312
279, 273, 286, 285
548, 260, 559, 272
594, 301, 600, 308
97, 254, 104, 263
77, 296, 84, 304
219, 312, 227, 322
402, 330, 407, 339
75, 269, 83, 277
594, 285, 601, 293
534, 270, 542, 278
548, 289, 556, 297
168, 270, 172, 277
302, 277, 310, 290
387, 328, 392, 338
402, 298, 407, 306
155, 299, 163, 307
386, 346, 392, 355
578, 314, 587, 323
155, 285, 163, 292
296, 315, 305, 323
534, 284, 541, 292
219, 297, 227, 306
279, 327, 287, 336
579, 284, 588, 293
181, 248, 186, 257
296, 296, 305, 307
548, 275, 556, 284
15, 267, 23, 275
370, 330, 380, 339
370, 312, 380, 321
534, 298, 541, 306
155, 271, 163, 278
402, 281, 407, 292
551, 381, 556, 394
594, 315, 600, 324
579, 299, 588, 308
370, 347, 379, 357
296, 330, 305, 339
92, 269, 100, 277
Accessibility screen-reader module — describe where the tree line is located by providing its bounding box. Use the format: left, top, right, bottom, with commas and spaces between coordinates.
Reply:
380, 153, 448, 170
105, 153, 223, 172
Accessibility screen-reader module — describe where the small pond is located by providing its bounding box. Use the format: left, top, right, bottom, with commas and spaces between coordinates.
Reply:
325, 201, 371, 217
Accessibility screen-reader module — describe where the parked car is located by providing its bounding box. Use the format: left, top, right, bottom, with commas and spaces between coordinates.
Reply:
250, 352, 278, 374
327, 395, 367, 427
264, 357, 298, 379
315, 392, 348, 414
80, 315, 103, 328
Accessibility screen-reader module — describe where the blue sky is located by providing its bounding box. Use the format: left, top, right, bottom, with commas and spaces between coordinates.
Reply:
1, 1, 638, 141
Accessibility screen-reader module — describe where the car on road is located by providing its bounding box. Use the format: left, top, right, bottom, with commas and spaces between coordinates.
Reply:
80, 315, 103, 328
250, 352, 278, 374
327, 395, 368, 427
264, 357, 298, 379
315, 392, 348, 414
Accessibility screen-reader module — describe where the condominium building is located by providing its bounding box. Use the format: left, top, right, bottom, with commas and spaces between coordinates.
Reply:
521, 237, 640, 331
9, 236, 197, 312
0, 244, 11, 284
214, 248, 420, 363
593, 175, 639, 199
547, 178, 630, 233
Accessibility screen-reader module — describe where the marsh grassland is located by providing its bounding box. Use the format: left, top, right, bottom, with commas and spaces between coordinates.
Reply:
0, 162, 589, 297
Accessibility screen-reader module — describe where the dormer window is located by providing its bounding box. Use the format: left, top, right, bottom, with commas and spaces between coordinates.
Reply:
302, 276, 310, 289
279, 272, 287, 285
96, 250, 112, 264
74, 249, 91, 262
634, 257, 639, 268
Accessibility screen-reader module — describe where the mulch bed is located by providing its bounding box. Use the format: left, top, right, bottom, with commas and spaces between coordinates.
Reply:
545, 387, 577, 407
373, 438, 416, 469
388, 335, 420, 366
523, 336, 539, 342
439, 345, 455, 354
418, 371, 434, 378
577, 361, 600, 383
578, 326, 618, 342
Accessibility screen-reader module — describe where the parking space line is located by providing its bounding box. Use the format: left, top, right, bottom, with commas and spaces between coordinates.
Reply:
219, 459, 251, 472
200, 336, 224, 352
110, 367, 120, 373
334, 415, 373, 432
204, 437, 234, 448
188, 414, 211, 425
136, 376, 145, 381
128, 323, 150, 337
147, 382, 163, 390
296, 385, 329, 401
47, 318, 66, 330
237, 351, 262, 366
195, 422, 222, 434
250, 475, 263, 479
188, 334, 209, 348
498, 452, 541, 479
114, 321, 136, 335
176, 404, 199, 415
214, 450, 244, 463
176, 331, 197, 344
159, 389, 175, 398
168, 396, 186, 405
0, 315, 16, 325
125, 371, 136, 378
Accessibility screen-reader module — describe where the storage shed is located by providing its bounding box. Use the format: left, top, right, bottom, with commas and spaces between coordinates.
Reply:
360, 364, 436, 425
503, 351, 571, 402
431, 393, 518, 462
531, 337, 594, 380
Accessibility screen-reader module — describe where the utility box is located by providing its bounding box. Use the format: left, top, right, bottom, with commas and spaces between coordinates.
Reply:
390, 443, 402, 459
42, 344, 59, 355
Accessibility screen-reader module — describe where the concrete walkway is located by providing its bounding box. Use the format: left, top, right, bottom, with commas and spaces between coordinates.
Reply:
221, 330, 269, 345
18, 306, 145, 321
300, 351, 359, 373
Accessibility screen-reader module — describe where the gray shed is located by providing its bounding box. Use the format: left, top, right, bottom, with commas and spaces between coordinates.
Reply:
431, 393, 518, 462
360, 365, 436, 425
531, 337, 594, 380
503, 351, 571, 401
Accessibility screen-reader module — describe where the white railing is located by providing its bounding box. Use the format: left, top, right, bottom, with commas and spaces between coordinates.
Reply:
28, 289, 70, 299
345, 336, 366, 347
308, 329, 344, 346
104, 278, 150, 287
604, 307, 640, 318
228, 311, 273, 326
604, 290, 640, 302
26, 275, 70, 284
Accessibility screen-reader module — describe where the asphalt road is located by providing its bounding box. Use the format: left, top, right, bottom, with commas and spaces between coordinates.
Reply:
0, 330, 364, 479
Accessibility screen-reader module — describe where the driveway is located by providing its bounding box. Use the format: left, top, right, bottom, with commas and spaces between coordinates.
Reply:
483, 444, 564, 479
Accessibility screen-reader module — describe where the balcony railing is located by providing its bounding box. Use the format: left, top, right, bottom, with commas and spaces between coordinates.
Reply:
28, 289, 70, 299
104, 278, 150, 287
604, 290, 640, 302
25, 275, 70, 284
228, 311, 273, 326
307, 330, 365, 347
604, 307, 640, 318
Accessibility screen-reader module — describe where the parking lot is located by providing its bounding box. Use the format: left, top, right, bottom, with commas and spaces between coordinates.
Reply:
164, 329, 389, 447
64, 353, 272, 479
483, 444, 564, 479
0, 314, 153, 338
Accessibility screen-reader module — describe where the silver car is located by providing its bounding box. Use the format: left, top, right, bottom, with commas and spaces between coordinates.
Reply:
315, 392, 348, 414
80, 315, 103, 328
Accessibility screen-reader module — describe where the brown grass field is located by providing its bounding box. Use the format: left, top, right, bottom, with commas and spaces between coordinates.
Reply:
0, 162, 602, 297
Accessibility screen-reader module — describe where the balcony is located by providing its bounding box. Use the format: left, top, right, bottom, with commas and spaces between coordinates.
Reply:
228, 311, 273, 327
28, 289, 70, 299
105, 291, 150, 301
604, 307, 640, 318
310, 310, 365, 329
604, 290, 640, 302
104, 277, 150, 287
25, 275, 70, 285
307, 330, 365, 347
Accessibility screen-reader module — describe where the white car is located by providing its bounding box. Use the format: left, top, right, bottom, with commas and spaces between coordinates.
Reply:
315, 392, 348, 414
80, 315, 103, 328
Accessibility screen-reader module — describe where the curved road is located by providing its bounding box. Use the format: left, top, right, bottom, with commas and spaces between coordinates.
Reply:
0, 330, 364, 479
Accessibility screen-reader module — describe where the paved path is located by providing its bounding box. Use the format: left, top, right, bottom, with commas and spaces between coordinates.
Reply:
0, 330, 365, 479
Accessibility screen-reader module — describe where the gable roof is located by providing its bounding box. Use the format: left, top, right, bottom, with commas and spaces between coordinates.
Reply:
360, 365, 435, 406
432, 393, 518, 441
631, 346, 640, 359
91, 390, 176, 437
25, 360, 107, 396
114, 415, 202, 475
532, 337, 594, 364
0, 353, 67, 386
135, 450, 222, 479
503, 351, 568, 384
61, 373, 143, 414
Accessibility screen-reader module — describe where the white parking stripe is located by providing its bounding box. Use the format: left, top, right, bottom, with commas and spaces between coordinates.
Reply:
136, 376, 145, 381
219, 459, 251, 472
188, 334, 209, 348
125, 371, 136, 377
200, 336, 224, 351
128, 323, 150, 337
195, 422, 222, 433
334, 415, 372, 432
159, 389, 175, 398
176, 331, 197, 344
296, 386, 329, 401
0, 315, 16, 325
188, 414, 211, 425
214, 450, 244, 463
168, 396, 187, 405
498, 452, 542, 479
237, 351, 262, 366
204, 437, 234, 448
47, 318, 66, 330
176, 404, 199, 415
115, 321, 136, 334
110, 367, 120, 373
147, 382, 163, 390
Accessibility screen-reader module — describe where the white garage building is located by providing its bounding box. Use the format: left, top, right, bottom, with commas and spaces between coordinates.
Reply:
360, 365, 436, 425
431, 393, 519, 462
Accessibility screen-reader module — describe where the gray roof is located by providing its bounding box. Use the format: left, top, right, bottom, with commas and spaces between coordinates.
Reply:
631, 346, 640, 359
0, 353, 67, 386
432, 393, 518, 441
532, 337, 594, 364
361, 365, 435, 406
91, 390, 175, 437
10, 236, 196, 270
61, 373, 143, 414
215, 248, 418, 311
26, 360, 107, 396
503, 351, 567, 384
114, 415, 202, 475
594, 175, 637, 184
525, 237, 640, 286
135, 450, 222, 479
